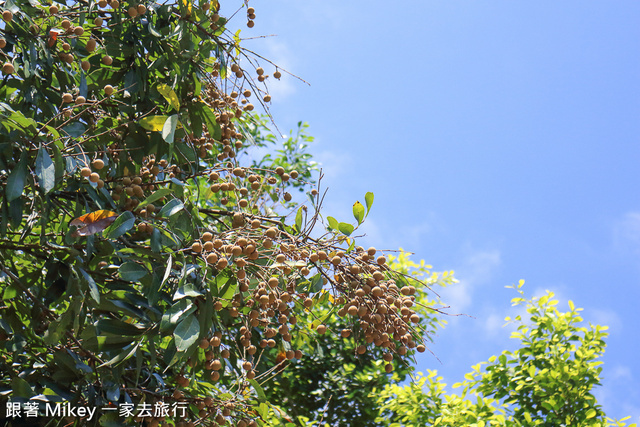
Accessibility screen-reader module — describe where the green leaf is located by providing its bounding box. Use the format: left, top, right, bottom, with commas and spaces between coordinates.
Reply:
160, 299, 195, 331
157, 84, 181, 111
585, 408, 597, 419
6, 151, 28, 202
309, 273, 323, 293
327, 216, 338, 230
338, 222, 354, 236
99, 342, 140, 367
118, 262, 149, 281
175, 282, 203, 299
11, 376, 34, 398
249, 379, 266, 402
220, 277, 237, 305
365, 192, 374, 216
295, 207, 303, 232
187, 103, 203, 138
103, 211, 135, 239
199, 102, 221, 140
99, 412, 122, 427
174, 314, 200, 352
137, 188, 173, 209
96, 318, 145, 336
352, 201, 365, 225
147, 271, 164, 305
157, 199, 184, 217
78, 267, 100, 303
150, 227, 161, 252
35, 147, 55, 194
162, 114, 179, 144
163, 255, 173, 287
62, 121, 86, 138
139, 115, 169, 131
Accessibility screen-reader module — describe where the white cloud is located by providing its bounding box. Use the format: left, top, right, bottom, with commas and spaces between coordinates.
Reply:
443, 280, 473, 313
313, 149, 351, 181
440, 248, 502, 313
611, 365, 632, 380
590, 308, 623, 334
464, 249, 502, 285
258, 39, 298, 102
613, 211, 640, 257
483, 312, 504, 336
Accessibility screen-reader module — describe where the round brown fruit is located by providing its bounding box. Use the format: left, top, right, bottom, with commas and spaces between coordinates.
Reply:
92, 159, 104, 170
101, 55, 113, 66
104, 84, 114, 96
273, 70, 282, 79
265, 227, 277, 238
1, 63, 14, 75
2, 10, 13, 22
86, 39, 97, 52
49, 5, 59, 14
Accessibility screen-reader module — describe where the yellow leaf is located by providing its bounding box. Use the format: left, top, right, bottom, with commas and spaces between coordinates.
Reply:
157, 84, 181, 111
181, 0, 192, 16
139, 115, 169, 131
70, 210, 118, 237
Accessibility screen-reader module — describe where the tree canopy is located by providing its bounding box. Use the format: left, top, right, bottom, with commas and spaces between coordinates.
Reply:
2, 1, 635, 427
376, 282, 638, 427
0, 0, 444, 425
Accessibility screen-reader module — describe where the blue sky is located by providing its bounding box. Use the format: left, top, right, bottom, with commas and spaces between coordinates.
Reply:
233, 0, 640, 421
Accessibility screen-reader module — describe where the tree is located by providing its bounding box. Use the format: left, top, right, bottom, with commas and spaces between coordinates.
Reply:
376, 281, 638, 427
262, 252, 456, 427
0, 0, 441, 426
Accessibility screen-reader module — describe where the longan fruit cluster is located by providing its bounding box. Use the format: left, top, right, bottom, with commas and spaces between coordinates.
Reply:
42, 1, 149, 79
238, 237, 427, 370
329, 246, 427, 369
110, 157, 177, 210
246, 6, 256, 28
203, 162, 303, 212
172, 335, 260, 426
79, 158, 106, 188
188, 216, 427, 378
